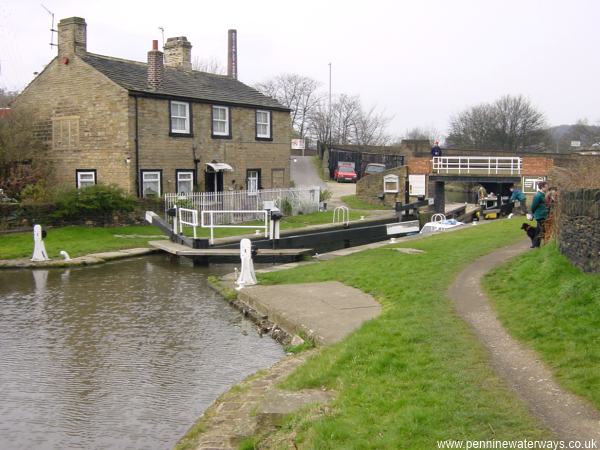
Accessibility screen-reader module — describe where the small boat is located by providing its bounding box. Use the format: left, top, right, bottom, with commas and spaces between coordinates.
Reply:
420, 214, 464, 234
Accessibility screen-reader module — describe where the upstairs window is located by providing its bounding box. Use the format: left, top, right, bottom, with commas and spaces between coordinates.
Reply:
76, 169, 96, 189
256, 110, 271, 140
170, 101, 190, 135
212, 106, 230, 137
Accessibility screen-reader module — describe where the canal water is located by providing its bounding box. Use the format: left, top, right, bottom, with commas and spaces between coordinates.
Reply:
0, 255, 284, 450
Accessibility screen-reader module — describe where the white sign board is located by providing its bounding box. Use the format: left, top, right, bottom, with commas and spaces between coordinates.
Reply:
383, 174, 399, 193
570, 140, 581, 148
409, 174, 426, 196
522, 176, 546, 194
291, 139, 305, 150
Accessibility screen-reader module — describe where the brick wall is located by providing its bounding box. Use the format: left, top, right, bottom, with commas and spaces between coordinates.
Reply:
558, 189, 600, 273
356, 166, 408, 206
406, 157, 431, 174
522, 156, 554, 176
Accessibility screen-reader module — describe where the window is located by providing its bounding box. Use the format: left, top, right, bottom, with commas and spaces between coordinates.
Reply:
212, 106, 230, 137
76, 170, 96, 189
170, 101, 190, 134
176, 170, 194, 194
246, 169, 261, 194
53, 116, 80, 149
141, 170, 162, 197
256, 110, 271, 139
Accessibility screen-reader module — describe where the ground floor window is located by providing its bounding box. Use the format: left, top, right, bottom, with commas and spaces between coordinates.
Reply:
246, 169, 261, 194
76, 169, 96, 189
176, 170, 194, 194
141, 170, 162, 197
271, 168, 285, 188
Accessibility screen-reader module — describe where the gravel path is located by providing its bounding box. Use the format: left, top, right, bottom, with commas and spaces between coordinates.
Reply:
448, 240, 600, 442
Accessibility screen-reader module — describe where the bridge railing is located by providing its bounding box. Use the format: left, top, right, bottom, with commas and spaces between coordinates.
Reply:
431, 156, 522, 175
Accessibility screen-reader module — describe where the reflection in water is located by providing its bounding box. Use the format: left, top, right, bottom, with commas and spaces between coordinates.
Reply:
0, 255, 284, 450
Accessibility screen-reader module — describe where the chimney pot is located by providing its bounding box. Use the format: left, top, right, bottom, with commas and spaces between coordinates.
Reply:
147, 41, 164, 90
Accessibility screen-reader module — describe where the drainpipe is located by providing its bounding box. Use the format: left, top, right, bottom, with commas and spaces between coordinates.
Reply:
192, 144, 200, 191
134, 96, 140, 197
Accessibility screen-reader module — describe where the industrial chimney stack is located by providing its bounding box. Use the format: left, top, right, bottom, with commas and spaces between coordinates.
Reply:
227, 29, 237, 79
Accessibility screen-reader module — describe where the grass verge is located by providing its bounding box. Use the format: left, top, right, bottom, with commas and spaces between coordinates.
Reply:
0, 225, 163, 260
256, 220, 549, 448
341, 194, 389, 210
483, 242, 600, 409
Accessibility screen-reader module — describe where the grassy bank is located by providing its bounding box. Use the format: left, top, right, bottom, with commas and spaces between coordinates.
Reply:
0, 211, 371, 260
483, 242, 600, 410
255, 220, 548, 449
341, 195, 389, 210
0, 225, 163, 260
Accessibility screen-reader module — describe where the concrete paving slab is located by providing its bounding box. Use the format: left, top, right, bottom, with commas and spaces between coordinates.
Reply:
237, 281, 381, 345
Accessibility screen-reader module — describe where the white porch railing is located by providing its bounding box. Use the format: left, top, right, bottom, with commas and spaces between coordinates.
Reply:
164, 186, 321, 225
201, 210, 269, 244
432, 157, 522, 175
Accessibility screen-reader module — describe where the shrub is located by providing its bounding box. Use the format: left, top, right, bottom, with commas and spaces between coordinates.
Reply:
52, 184, 136, 223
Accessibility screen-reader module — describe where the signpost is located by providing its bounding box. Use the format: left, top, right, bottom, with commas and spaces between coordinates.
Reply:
291, 139, 306, 156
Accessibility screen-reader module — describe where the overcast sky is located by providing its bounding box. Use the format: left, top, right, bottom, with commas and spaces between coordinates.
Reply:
1, 0, 598, 139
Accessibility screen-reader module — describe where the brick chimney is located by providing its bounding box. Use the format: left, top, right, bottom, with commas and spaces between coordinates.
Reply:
147, 40, 164, 90
58, 17, 87, 57
227, 29, 237, 79
163, 36, 192, 71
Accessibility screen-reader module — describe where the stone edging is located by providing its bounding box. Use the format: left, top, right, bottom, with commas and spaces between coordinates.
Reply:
0, 248, 160, 269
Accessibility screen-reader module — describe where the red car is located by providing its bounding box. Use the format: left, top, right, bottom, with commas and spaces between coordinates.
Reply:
334, 165, 357, 183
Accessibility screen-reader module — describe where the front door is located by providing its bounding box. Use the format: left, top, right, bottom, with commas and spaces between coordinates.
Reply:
205, 170, 224, 192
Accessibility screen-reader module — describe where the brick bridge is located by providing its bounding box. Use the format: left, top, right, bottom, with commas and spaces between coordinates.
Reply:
405, 153, 554, 212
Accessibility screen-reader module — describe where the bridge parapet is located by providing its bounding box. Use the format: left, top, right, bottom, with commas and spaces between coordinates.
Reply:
432, 156, 522, 175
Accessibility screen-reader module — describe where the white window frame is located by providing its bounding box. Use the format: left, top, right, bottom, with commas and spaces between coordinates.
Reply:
247, 170, 259, 195
212, 106, 230, 136
256, 110, 271, 139
76, 170, 96, 189
170, 101, 190, 134
142, 171, 161, 197
177, 171, 194, 194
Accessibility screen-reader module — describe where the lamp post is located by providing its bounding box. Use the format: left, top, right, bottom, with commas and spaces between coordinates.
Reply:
328, 62, 332, 148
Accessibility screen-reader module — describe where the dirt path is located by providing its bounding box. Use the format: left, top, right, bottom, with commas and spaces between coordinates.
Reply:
448, 240, 600, 442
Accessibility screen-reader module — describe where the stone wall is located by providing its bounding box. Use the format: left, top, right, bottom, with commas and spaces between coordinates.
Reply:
13, 55, 133, 192
133, 97, 290, 193
356, 166, 408, 206
558, 189, 600, 273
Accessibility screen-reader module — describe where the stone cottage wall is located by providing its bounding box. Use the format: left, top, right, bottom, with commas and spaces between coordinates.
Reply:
558, 189, 600, 273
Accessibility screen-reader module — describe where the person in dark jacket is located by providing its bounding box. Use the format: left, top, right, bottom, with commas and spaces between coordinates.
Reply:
530, 181, 549, 248
431, 141, 442, 157
509, 186, 527, 215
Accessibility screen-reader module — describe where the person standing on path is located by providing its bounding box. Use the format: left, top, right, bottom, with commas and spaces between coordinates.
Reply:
530, 181, 549, 248
509, 186, 527, 215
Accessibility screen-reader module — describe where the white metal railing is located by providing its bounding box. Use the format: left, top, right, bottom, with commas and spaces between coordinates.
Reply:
431, 157, 522, 175
333, 206, 350, 226
201, 210, 269, 244
178, 207, 199, 239
164, 186, 320, 225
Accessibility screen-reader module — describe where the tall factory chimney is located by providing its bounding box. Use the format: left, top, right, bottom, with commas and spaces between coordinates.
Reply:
227, 29, 237, 79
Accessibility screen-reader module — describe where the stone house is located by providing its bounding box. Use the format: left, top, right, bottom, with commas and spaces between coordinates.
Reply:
13, 17, 291, 197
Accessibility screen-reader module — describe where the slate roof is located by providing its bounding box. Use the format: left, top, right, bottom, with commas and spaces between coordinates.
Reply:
81, 53, 289, 111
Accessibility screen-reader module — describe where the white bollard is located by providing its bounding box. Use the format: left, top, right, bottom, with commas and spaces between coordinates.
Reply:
31, 225, 50, 262
236, 238, 257, 290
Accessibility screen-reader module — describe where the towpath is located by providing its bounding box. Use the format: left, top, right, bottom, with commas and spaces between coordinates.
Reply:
448, 240, 600, 442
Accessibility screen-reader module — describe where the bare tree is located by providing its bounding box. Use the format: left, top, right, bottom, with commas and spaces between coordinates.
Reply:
192, 56, 226, 75
351, 104, 392, 146
0, 87, 18, 108
255, 74, 322, 138
447, 95, 546, 150
403, 126, 440, 143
